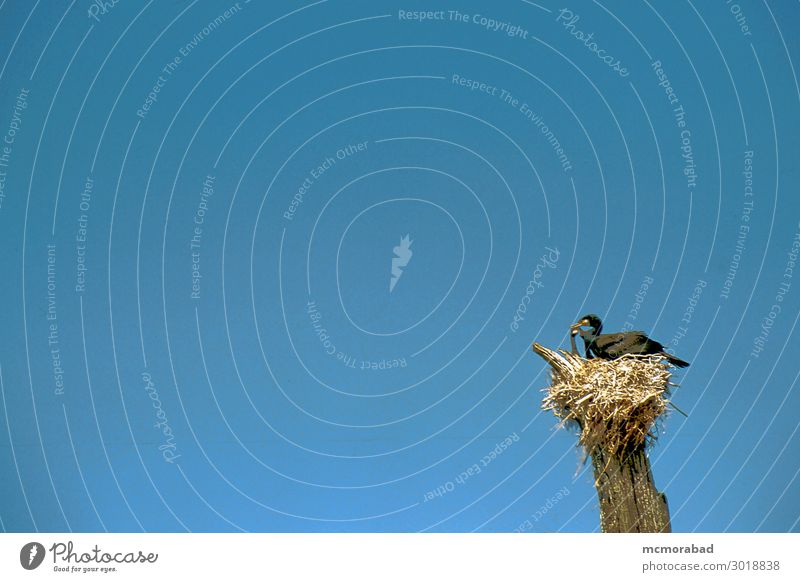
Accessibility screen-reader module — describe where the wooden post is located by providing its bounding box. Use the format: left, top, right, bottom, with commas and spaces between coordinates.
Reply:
532, 342, 672, 533
591, 447, 671, 533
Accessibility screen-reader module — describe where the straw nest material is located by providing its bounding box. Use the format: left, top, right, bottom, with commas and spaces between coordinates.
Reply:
532, 344, 673, 457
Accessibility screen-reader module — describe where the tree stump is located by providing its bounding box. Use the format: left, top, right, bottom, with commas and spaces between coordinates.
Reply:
532, 342, 672, 533
591, 447, 671, 533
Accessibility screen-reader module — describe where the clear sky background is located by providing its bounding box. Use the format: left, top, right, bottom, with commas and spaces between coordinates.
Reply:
0, 0, 798, 532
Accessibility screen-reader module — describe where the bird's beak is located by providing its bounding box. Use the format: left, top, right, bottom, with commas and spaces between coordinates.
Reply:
570, 318, 588, 329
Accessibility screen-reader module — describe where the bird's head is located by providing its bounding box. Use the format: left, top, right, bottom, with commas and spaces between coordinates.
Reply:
571, 314, 603, 335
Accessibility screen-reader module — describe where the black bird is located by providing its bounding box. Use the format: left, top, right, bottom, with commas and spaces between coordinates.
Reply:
569, 314, 690, 368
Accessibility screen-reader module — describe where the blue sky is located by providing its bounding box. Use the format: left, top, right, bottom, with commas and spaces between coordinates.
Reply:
0, 0, 798, 532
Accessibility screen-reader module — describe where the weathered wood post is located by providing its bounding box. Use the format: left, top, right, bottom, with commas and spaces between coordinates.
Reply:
532, 342, 671, 533
590, 446, 671, 533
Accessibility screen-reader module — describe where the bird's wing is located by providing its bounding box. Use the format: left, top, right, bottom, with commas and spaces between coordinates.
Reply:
595, 332, 648, 349
599, 332, 664, 357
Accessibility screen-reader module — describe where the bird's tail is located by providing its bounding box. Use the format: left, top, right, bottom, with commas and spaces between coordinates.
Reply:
662, 353, 690, 368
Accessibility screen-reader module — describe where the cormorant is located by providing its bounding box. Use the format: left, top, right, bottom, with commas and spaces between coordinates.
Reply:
569, 314, 690, 368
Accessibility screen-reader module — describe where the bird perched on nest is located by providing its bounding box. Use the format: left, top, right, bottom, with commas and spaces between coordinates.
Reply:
569, 314, 690, 368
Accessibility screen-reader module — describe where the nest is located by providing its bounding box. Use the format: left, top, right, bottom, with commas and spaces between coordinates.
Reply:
533, 344, 673, 457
